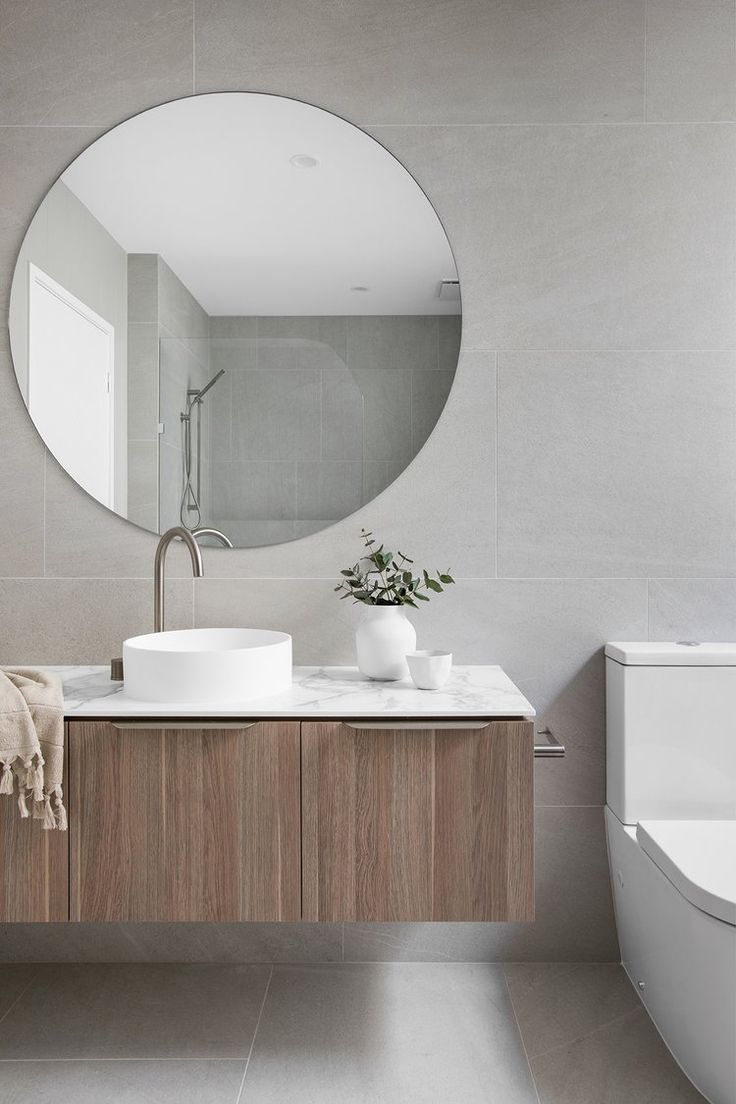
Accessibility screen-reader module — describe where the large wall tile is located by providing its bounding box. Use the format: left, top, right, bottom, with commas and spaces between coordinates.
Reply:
0, 578, 192, 664
296, 462, 363, 521
348, 316, 438, 373
194, 579, 359, 664
231, 370, 321, 462
44, 457, 201, 578
0, 1, 193, 126
0, 128, 99, 312
195, 0, 645, 124
343, 807, 618, 962
371, 124, 736, 350
210, 461, 297, 521
0, 355, 45, 576
193, 351, 495, 579
497, 352, 736, 578
648, 578, 736, 640
646, 0, 736, 122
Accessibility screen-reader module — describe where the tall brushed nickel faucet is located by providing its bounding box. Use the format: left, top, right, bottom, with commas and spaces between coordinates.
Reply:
154, 526, 204, 633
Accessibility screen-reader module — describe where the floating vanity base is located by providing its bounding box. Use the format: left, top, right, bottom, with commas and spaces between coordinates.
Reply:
0, 667, 536, 924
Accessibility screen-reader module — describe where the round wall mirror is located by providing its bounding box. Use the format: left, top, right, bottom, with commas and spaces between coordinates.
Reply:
8, 93, 461, 548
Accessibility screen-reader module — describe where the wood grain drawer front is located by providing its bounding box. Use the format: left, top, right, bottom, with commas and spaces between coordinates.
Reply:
302, 721, 534, 922
69, 721, 300, 922
0, 737, 69, 922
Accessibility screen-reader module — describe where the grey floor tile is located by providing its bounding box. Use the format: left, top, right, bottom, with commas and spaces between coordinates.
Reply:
241, 963, 538, 1103
0, 968, 38, 1022
504, 964, 640, 1058
0, 1060, 245, 1104
195, 0, 644, 124
530, 1005, 707, 1103
0, 964, 270, 1060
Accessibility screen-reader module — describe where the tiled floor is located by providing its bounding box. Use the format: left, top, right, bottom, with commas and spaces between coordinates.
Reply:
0, 963, 706, 1103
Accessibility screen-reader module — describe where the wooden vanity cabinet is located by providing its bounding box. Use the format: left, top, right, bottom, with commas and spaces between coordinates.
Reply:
0, 737, 69, 921
68, 720, 300, 922
301, 720, 534, 922
1, 716, 533, 924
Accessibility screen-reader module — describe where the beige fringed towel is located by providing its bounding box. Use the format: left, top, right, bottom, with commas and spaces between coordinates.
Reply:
0, 668, 67, 830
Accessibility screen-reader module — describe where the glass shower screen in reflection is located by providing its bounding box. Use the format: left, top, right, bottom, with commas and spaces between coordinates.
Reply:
8, 93, 461, 548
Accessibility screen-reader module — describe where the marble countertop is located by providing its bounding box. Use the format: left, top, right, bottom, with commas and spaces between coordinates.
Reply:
50, 665, 535, 720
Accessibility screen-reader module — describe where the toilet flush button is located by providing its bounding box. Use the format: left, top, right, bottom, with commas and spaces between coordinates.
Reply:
676, 641, 701, 647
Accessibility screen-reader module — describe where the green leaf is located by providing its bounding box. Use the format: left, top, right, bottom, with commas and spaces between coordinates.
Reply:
397, 550, 414, 563
402, 571, 412, 584
414, 591, 430, 601
426, 578, 443, 593
340, 569, 354, 577
439, 574, 454, 584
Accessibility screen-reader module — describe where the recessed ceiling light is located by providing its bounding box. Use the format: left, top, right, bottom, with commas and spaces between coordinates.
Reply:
290, 154, 319, 169
350, 285, 370, 292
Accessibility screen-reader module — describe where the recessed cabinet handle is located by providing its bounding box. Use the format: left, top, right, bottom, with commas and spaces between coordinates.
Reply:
344, 721, 490, 731
534, 727, 565, 758
110, 721, 258, 731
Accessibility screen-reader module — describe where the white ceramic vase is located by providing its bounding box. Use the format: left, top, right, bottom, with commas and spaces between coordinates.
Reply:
355, 605, 417, 681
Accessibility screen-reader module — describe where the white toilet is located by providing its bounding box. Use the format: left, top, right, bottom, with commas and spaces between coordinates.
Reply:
605, 642, 736, 1104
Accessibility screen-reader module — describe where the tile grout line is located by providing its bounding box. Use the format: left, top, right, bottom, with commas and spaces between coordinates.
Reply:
42, 450, 47, 576
502, 970, 542, 1104
192, 0, 196, 96
0, 969, 42, 1032
643, 0, 649, 124
494, 351, 499, 578
235, 965, 273, 1104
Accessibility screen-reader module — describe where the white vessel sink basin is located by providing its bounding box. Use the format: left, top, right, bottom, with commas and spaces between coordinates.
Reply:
123, 628, 292, 703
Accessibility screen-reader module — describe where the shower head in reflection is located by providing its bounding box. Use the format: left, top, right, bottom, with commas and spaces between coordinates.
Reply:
188, 368, 226, 405
179, 369, 226, 530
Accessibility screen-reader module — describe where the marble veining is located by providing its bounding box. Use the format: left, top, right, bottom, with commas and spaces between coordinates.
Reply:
48, 665, 535, 719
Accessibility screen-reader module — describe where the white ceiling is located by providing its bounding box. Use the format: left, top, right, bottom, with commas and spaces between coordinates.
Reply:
62, 93, 460, 317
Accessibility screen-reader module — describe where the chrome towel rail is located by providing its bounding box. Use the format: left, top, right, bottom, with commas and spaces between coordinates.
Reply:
534, 727, 565, 758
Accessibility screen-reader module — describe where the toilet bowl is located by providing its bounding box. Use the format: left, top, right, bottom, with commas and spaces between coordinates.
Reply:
605, 643, 736, 1104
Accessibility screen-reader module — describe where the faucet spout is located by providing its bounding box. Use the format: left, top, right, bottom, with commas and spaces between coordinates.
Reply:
192, 527, 234, 548
154, 526, 204, 633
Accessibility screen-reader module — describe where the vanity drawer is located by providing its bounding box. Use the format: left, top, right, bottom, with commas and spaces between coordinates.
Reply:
301, 720, 534, 922
68, 720, 300, 922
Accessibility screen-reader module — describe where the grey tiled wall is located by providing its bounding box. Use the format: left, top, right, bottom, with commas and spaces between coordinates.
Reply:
0, 0, 734, 963
207, 315, 460, 546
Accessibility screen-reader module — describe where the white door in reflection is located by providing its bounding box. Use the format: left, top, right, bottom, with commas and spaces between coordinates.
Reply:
28, 264, 115, 508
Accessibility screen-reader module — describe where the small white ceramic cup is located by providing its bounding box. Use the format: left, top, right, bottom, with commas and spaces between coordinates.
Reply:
406, 650, 453, 690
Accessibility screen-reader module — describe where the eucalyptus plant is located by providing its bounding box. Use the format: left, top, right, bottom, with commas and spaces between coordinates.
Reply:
335, 529, 454, 609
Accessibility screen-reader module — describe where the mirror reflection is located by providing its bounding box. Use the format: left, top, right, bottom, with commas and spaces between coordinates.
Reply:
9, 94, 461, 547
